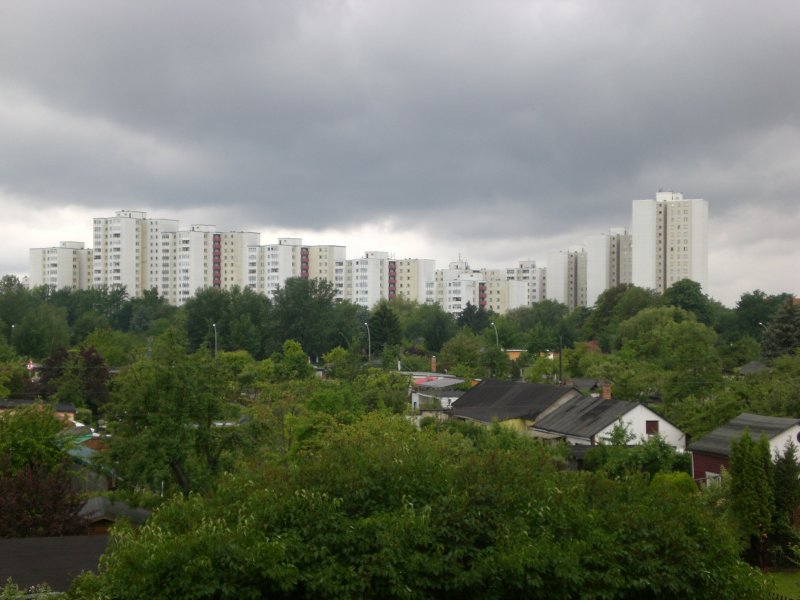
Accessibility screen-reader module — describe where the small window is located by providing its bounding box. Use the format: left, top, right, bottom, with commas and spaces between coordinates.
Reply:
645, 420, 659, 435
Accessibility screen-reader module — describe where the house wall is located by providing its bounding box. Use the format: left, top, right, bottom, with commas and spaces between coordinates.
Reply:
595, 404, 686, 449
691, 452, 729, 482
768, 425, 800, 459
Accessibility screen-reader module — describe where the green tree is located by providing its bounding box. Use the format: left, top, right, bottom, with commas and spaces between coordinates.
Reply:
367, 300, 402, 355
13, 304, 70, 360
730, 432, 774, 566
456, 301, 491, 333
270, 278, 336, 359
439, 328, 483, 376
72, 414, 769, 599
404, 302, 455, 352
104, 328, 239, 496
662, 278, 715, 325
762, 297, 800, 359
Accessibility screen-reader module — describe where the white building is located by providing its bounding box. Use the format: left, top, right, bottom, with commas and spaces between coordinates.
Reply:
28, 242, 92, 291
506, 260, 547, 306
395, 258, 436, 305
220, 231, 260, 291
435, 259, 485, 315
632, 191, 708, 294
546, 247, 587, 311
168, 225, 217, 305
585, 227, 632, 307
344, 251, 393, 308
93, 210, 180, 297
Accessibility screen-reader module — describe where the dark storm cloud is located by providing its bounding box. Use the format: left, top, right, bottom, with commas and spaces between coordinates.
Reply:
1, 1, 799, 301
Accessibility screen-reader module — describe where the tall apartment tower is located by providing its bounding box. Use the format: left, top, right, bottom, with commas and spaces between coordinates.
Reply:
343, 251, 394, 308
632, 191, 708, 293
167, 225, 217, 305
434, 258, 485, 315
506, 260, 547, 305
394, 258, 436, 305
219, 231, 260, 291
481, 268, 528, 314
93, 210, 179, 297
585, 228, 633, 307
29, 241, 92, 291
546, 247, 588, 311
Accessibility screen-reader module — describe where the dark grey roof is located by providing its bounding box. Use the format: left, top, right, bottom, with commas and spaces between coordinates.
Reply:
79, 496, 151, 526
0, 536, 108, 591
0, 398, 77, 413
688, 413, 800, 457
533, 396, 638, 439
738, 361, 769, 375
567, 378, 599, 391
450, 380, 580, 424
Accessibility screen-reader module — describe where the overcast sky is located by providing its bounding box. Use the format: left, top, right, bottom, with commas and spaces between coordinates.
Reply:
2, 1, 798, 306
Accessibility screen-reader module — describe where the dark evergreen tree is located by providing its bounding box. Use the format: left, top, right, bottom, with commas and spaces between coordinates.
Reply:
763, 298, 800, 359
367, 300, 402, 355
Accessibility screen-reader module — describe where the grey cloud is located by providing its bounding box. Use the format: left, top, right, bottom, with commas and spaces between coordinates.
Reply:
1, 1, 799, 302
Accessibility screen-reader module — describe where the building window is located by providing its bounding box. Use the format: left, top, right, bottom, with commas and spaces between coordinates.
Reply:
645, 420, 659, 435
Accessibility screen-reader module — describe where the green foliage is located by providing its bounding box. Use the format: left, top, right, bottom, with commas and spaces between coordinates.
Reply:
661, 278, 715, 325
730, 432, 774, 565
13, 303, 70, 360
403, 302, 455, 352
584, 432, 691, 480
322, 345, 363, 380
367, 300, 402, 352
763, 297, 800, 359
270, 278, 337, 359
0, 407, 70, 474
104, 328, 240, 496
439, 328, 483, 375
72, 414, 769, 599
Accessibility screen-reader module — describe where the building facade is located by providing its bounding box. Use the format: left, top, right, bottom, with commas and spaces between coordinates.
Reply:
28, 242, 92, 291
546, 247, 587, 311
585, 227, 632, 307
632, 191, 708, 293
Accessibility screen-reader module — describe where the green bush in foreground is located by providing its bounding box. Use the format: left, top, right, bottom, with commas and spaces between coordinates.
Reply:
71, 415, 770, 599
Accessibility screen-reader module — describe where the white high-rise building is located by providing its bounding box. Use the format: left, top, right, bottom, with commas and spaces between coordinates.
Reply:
435, 259, 485, 315
585, 228, 633, 306
395, 258, 436, 305
28, 242, 92, 291
546, 247, 588, 311
168, 225, 217, 305
632, 191, 708, 293
344, 251, 393, 308
482, 268, 528, 314
506, 260, 547, 306
93, 210, 179, 297
220, 231, 260, 291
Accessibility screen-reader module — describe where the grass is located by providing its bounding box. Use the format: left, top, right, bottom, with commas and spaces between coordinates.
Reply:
766, 571, 800, 598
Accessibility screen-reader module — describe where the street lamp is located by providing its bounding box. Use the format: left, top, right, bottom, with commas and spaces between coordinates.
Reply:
363, 322, 371, 363
490, 322, 499, 348
212, 323, 217, 358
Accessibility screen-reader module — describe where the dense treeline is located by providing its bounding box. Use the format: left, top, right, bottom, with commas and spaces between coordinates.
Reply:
1, 274, 798, 438
2, 272, 798, 595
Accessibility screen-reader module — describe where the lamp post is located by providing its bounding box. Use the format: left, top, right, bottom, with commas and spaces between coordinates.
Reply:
490, 321, 499, 348
212, 323, 217, 358
363, 322, 371, 363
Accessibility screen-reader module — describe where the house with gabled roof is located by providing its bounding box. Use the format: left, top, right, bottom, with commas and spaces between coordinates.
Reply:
688, 413, 800, 483
449, 380, 582, 433
530, 395, 686, 449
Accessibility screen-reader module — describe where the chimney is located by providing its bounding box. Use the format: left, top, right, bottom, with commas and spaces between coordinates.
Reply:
602, 383, 612, 400
431, 355, 437, 373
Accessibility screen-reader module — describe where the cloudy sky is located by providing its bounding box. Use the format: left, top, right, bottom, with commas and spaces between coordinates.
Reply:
2, 1, 798, 306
